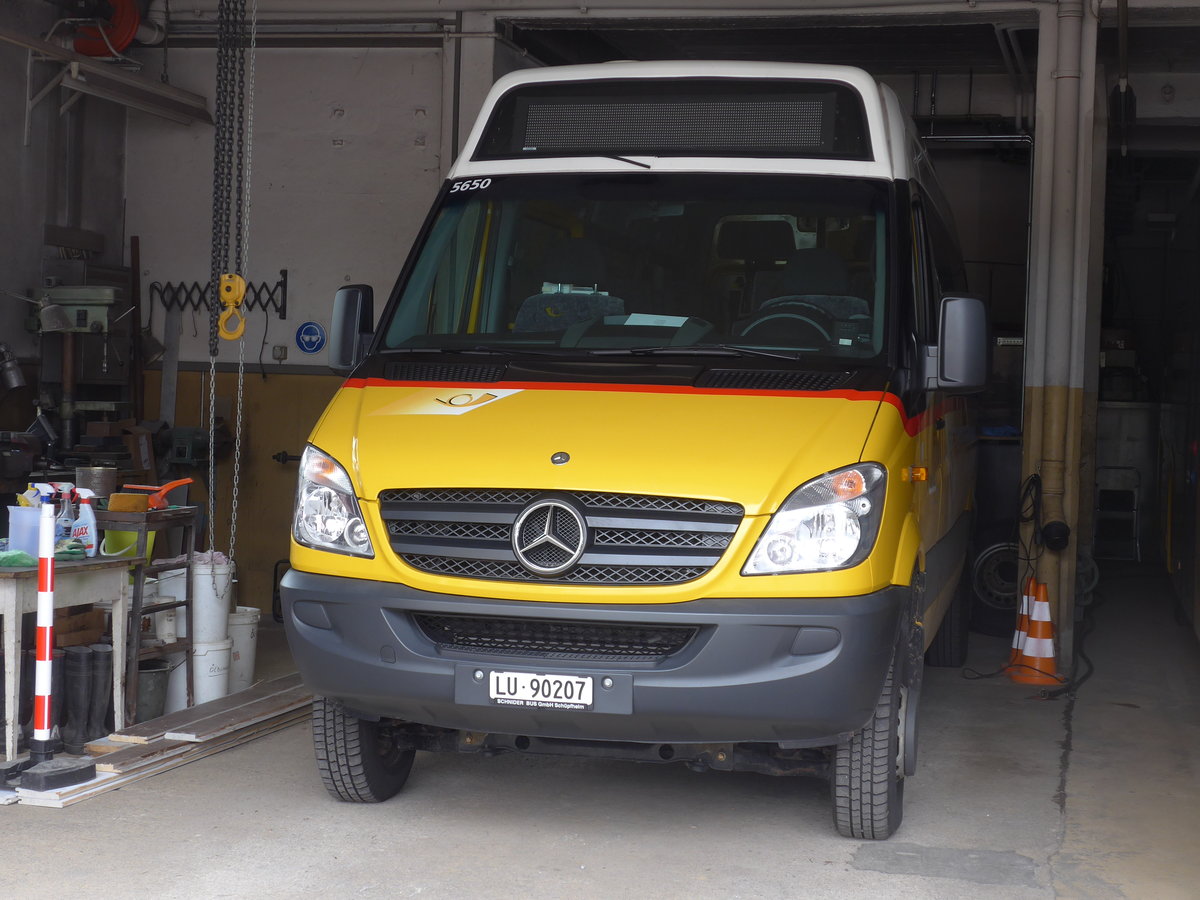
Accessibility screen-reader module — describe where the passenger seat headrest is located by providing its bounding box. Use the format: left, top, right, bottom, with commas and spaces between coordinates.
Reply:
716, 220, 797, 263
777, 247, 851, 296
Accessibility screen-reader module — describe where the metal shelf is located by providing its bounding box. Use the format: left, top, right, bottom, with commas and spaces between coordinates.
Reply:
95, 506, 198, 724
0, 24, 211, 146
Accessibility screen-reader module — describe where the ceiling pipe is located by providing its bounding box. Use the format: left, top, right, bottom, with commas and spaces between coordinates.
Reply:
1038, 0, 1085, 555
162, 0, 1048, 22
993, 24, 1024, 131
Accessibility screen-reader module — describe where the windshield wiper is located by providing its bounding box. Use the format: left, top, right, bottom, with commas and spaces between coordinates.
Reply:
381, 346, 566, 357
604, 155, 653, 169
588, 345, 805, 361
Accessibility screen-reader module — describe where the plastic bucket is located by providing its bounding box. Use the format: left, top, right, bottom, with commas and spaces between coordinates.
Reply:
135, 658, 171, 722
163, 650, 189, 714
192, 563, 234, 644
7, 506, 40, 557
100, 529, 155, 559
227, 606, 260, 693
155, 603, 177, 644
191, 638, 233, 705
157, 569, 187, 636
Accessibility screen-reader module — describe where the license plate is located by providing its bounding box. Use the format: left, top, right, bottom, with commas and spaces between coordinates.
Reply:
489, 671, 593, 711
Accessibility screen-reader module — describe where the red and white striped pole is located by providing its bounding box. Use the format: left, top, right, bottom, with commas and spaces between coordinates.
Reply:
28, 495, 57, 763
12, 486, 96, 790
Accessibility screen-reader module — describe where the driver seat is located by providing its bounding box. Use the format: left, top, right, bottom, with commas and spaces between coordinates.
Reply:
751, 247, 869, 320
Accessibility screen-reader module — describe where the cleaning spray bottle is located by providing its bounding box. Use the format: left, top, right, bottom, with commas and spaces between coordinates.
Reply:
52, 482, 75, 543
73, 488, 98, 557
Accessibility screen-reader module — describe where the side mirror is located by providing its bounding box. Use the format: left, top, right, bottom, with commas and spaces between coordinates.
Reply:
925, 295, 988, 392
328, 285, 374, 373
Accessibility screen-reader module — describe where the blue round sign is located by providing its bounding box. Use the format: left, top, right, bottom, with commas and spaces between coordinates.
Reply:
296, 321, 327, 354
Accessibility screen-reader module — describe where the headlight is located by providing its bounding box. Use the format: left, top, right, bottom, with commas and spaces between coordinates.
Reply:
743, 464, 886, 575
292, 445, 374, 558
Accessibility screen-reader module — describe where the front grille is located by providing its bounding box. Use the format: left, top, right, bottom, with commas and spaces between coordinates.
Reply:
414, 613, 698, 661
405, 554, 710, 585
380, 488, 743, 586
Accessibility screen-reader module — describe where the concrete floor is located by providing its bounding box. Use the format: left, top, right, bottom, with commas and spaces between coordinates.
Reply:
1, 562, 1197, 898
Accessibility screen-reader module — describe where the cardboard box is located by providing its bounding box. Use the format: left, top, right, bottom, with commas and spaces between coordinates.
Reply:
54, 609, 108, 648
121, 425, 155, 473
84, 419, 156, 472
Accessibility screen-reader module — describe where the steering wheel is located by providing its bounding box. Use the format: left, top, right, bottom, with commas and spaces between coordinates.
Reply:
737, 302, 835, 347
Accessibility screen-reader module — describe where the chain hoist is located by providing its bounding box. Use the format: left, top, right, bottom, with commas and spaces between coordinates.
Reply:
207, 0, 257, 570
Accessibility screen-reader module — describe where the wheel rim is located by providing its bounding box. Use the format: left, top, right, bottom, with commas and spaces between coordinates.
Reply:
972, 541, 1019, 613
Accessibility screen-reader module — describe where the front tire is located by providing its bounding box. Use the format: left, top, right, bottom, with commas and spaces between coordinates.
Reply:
831, 663, 903, 839
312, 696, 415, 803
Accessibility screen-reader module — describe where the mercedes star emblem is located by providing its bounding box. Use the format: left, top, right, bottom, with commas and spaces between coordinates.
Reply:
512, 498, 587, 576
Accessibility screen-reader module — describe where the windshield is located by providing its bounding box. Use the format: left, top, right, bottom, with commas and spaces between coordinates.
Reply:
381, 173, 890, 361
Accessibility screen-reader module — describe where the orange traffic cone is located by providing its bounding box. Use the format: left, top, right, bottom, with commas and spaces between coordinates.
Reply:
1008, 581, 1062, 685
1009, 577, 1035, 666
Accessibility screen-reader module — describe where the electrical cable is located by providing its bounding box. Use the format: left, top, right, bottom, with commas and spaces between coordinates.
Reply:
258, 305, 269, 380
961, 473, 1078, 690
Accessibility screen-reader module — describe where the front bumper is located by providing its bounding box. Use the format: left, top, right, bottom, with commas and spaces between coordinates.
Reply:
282, 569, 907, 747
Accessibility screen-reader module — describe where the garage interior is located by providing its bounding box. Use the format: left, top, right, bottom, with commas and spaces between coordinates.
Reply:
1, 0, 1199, 895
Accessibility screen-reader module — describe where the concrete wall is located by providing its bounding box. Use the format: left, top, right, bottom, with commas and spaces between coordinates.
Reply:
126, 45, 444, 366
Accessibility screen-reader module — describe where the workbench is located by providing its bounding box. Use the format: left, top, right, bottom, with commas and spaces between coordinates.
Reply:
1, 556, 133, 761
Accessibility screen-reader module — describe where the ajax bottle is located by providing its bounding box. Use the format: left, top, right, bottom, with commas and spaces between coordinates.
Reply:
73, 488, 98, 557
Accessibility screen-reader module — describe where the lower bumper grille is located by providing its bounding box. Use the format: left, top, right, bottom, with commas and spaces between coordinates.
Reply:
414, 613, 698, 662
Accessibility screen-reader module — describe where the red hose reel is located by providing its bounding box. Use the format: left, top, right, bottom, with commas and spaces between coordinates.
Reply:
73, 0, 141, 57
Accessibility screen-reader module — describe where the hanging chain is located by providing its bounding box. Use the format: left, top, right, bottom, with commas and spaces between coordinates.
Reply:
206, 0, 256, 571
232, 0, 247, 275
227, 0, 257, 564
207, 0, 234, 360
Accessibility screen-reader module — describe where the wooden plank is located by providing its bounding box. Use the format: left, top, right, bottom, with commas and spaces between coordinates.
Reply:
16, 771, 121, 805
17, 712, 306, 808
109, 672, 304, 743
84, 737, 125, 757
165, 686, 311, 743
94, 739, 191, 775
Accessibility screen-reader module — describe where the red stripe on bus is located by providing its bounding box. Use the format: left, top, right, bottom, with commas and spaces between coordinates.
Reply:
343, 377, 917, 429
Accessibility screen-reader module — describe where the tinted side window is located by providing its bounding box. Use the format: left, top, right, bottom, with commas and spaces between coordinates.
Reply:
919, 189, 968, 295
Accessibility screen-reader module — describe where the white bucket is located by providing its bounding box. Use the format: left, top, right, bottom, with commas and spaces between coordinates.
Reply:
163, 650, 189, 714
227, 606, 260, 693
155, 602, 177, 644
158, 569, 188, 637
192, 563, 234, 644
191, 638, 233, 705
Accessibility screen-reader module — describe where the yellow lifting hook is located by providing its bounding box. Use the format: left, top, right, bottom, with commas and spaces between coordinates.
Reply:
217, 273, 247, 340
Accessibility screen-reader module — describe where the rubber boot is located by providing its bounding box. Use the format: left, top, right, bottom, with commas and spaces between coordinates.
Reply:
61, 645, 93, 755
18, 648, 34, 751
86, 643, 114, 741
49, 648, 65, 754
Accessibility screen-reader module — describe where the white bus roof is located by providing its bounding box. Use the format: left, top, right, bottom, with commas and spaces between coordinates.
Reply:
451, 61, 914, 182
